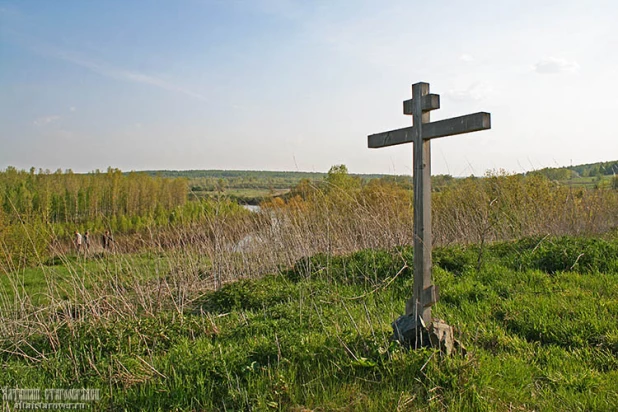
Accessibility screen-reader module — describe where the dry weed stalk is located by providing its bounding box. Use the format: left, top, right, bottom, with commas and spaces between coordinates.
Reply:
1, 173, 617, 363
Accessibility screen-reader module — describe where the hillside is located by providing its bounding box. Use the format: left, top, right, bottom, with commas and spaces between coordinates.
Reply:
568, 160, 618, 177
1, 165, 617, 409
1, 236, 616, 410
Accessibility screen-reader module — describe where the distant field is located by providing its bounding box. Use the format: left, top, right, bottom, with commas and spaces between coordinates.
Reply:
141, 169, 401, 203
190, 187, 291, 202
141, 162, 617, 203
559, 175, 614, 189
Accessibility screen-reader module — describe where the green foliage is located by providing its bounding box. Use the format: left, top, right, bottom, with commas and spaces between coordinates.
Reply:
489, 236, 618, 274
288, 248, 412, 286
433, 245, 478, 275
325, 164, 361, 192
4, 162, 618, 272
1, 220, 49, 269
570, 160, 618, 177
147, 161, 618, 202
195, 276, 299, 313
0, 167, 253, 268
529, 167, 573, 181
0, 167, 188, 226
2, 236, 617, 410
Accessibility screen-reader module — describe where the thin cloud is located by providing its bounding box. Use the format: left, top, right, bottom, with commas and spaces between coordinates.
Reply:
533, 57, 579, 74
33, 115, 60, 126
446, 82, 493, 102
52, 51, 210, 102
14, 38, 210, 103
459, 53, 475, 62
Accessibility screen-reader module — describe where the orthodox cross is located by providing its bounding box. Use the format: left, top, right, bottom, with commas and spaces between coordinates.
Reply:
368, 82, 491, 325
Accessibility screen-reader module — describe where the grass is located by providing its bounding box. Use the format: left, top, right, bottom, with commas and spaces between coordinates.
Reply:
1, 236, 617, 410
559, 175, 614, 189
0, 252, 173, 306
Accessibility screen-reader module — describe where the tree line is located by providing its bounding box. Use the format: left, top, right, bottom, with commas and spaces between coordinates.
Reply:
0, 167, 187, 226
0, 167, 193, 267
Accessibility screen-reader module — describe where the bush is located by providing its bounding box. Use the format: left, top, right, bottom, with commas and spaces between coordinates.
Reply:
195, 275, 299, 313
287, 249, 412, 286
497, 236, 618, 274
433, 245, 478, 275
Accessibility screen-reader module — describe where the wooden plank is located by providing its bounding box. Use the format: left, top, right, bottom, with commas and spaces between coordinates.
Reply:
410, 82, 433, 324
423, 112, 491, 140
421, 285, 439, 308
368, 112, 490, 148
368, 126, 415, 148
403, 100, 413, 116
403, 94, 440, 115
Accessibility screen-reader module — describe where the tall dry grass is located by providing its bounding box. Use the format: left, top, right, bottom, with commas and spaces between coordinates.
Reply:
1, 171, 617, 360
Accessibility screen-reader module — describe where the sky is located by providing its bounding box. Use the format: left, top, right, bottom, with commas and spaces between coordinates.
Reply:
1, 0, 617, 176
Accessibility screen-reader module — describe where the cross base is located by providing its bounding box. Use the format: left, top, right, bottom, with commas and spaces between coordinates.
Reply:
391, 315, 462, 356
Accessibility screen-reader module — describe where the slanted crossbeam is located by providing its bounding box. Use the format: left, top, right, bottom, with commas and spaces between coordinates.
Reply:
368, 112, 490, 148
368, 82, 491, 325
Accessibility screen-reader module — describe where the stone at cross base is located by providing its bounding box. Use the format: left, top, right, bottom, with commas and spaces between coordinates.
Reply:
391, 315, 462, 356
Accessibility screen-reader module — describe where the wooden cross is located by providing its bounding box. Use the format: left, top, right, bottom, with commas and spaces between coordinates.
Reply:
368, 82, 491, 325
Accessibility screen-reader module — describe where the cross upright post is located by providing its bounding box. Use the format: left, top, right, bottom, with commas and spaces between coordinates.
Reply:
368, 82, 491, 347
410, 82, 434, 325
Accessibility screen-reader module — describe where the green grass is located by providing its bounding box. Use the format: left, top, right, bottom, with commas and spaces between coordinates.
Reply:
0, 252, 173, 306
559, 175, 614, 188
1, 236, 617, 410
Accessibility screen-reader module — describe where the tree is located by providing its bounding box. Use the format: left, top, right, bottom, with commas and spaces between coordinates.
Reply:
325, 165, 360, 192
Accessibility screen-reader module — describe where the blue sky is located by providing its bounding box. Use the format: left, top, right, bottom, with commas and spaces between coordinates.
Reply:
1, 0, 617, 175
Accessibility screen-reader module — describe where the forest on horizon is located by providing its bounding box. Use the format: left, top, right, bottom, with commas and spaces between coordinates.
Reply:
0, 159, 617, 270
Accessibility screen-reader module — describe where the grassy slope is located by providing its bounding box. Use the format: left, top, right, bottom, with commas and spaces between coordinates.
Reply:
558, 175, 613, 189
1, 237, 618, 411
0, 253, 164, 306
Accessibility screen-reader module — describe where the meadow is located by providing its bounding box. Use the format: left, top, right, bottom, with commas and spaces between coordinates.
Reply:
1, 165, 617, 410
1, 237, 617, 410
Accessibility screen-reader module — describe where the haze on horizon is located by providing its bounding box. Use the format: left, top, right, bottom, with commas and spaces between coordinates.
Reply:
1, 0, 617, 177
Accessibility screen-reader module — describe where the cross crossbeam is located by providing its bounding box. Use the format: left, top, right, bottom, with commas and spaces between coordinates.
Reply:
368, 112, 490, 148
368, 82, 491, 325
403, 94, 440, 114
